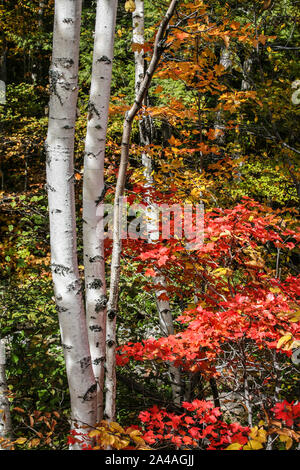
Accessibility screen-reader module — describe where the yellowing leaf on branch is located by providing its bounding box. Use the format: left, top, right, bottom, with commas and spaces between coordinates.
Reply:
243, 439, 264, 450
89, 429, 101, 438
129, 429, 146, 445
277, 333, 293, 350
109, 421, 124, 433
249, 426, 267, 443
14, 437, 27, 445
226, 442, 243, 450
279, 434, 293, 450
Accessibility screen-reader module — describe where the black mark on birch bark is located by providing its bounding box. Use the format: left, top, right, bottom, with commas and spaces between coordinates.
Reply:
107, 310, 116, 320
162, 309, 171, 315
88, 279, 103, 289
79, 356, 91, 371
55, 57, 74, 69
46, 183, 56, 192
51, 264, 71, 275
56, 305, 68, 313
88, 101, 100, 120
49, 69, 63, 105
97, 55, 112, 64
95, 296, 107, 311
93, 357, 104, 365
82, 383, 97, 402
89, 255, 104, 263
89, 325, 102, 332
95, 184, 107, 205
67, 279, 81, 292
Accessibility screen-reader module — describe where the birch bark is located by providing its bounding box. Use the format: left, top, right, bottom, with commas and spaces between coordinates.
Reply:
45, 0, 97, 443
83, 0, 118, 423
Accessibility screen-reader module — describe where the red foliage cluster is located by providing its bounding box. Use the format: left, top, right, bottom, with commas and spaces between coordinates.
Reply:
117, 278, 300, 372
117, 199, 300, 373
271, 401, 300, 427
139, 400, 249, 450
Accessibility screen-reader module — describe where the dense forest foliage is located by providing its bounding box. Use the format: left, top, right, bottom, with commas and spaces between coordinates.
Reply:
0, 0, 299, 451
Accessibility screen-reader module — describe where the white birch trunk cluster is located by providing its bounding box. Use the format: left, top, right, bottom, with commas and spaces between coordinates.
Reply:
45, 0, 97, 445
45, 0, 177, 435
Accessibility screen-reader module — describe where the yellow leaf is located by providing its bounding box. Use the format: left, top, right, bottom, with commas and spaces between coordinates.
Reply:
226, 442, 243, 450
277, 334, 292, 349
125, 0, 136, 13
249, 427, 267, 443
89, 429, 101, 438
109, 422, 124, 433
279, 434, 293, 450
213, 267, 231, 278
129, 429, 142, 438
129, 429, 145, 445
244, 440, 264, 450
113, 437, 130, 450
14, 437, 27, 445
289, 315, 300, 323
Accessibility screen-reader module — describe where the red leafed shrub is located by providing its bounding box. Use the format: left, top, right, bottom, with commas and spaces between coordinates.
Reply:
271, 401, 300, 427
116, 199, 299, 450
139, 400, 250, 450
117, 199, 300, 372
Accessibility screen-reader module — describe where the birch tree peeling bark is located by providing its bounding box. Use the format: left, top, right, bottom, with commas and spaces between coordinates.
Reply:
83, 0, 118, 423
105, 0, 179, 422
45, 0, 97, 442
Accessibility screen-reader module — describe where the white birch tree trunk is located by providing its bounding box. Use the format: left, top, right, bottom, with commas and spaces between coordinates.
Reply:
83, 0, 118, 423
0, 339, 12, 449
45, 0, 97, 446
133, 0, 181, 404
